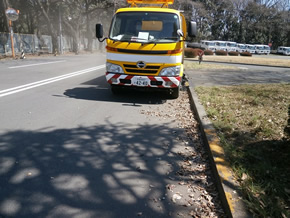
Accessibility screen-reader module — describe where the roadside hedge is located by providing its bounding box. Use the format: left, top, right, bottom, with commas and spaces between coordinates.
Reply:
184, 48, 203, 58
228, 51, 239, 56
240, 52, 252, 57
184, 48, 195, 58
215, 50, 228, 56
204, 50, 214, 55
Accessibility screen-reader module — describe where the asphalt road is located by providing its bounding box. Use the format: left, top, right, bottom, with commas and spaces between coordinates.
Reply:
1, 53, 289, 218
185, 59, 290, 87
0, 54, 224, 218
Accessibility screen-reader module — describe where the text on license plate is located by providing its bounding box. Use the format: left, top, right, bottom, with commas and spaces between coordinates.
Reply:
133, 77, 149, 86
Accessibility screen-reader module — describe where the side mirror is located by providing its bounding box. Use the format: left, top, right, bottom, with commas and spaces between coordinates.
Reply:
188, 21, 197, 37
96, 24, 104, 39
177, 29, 184, 37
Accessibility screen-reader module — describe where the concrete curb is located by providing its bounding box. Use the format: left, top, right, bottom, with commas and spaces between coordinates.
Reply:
187, 86, 252, 218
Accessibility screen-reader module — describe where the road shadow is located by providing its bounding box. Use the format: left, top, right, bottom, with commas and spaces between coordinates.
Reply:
63, 75, 171, 105
0, 120, 207, 218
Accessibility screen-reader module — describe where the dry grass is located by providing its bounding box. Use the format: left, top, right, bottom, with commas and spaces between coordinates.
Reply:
184, 60, 239, 70
195, 84, 290, 218
201, 55, 290, 67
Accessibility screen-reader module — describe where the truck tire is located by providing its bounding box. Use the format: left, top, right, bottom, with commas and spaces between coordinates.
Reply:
111, 85, 121, 95
170, 87, 180, 99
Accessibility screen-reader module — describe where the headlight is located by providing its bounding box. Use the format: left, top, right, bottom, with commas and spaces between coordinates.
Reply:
159, 66, 181, 77
106, 62, 124, 74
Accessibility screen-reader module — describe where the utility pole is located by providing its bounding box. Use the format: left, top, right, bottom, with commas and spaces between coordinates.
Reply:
5, 8, 19, 58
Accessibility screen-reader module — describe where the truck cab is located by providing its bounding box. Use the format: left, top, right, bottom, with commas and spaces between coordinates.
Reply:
213, 41, 227, 51
236, 43, 246, 53
263, 45, 270, 55
246, 44, 256, 54
282, 47, 290, 55
96, 0, 196, 99
200, 40, 216, 52
254, 45, 265, 54
225, 41, 237, 52
277, 46, 287, 54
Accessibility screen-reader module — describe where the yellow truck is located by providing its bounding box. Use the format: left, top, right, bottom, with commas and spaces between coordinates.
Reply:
96, 0, 196, 98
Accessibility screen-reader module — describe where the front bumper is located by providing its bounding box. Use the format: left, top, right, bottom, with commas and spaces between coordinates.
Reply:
106, 73, 181, 88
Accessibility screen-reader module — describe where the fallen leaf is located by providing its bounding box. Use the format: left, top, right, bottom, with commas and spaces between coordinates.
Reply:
172, 193, 182, 203
241, 173, 248, 181
166, 184, 175, 191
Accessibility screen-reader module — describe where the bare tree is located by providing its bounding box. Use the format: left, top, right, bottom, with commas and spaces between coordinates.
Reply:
1, 0, 10, 32
1, 0, 289, 52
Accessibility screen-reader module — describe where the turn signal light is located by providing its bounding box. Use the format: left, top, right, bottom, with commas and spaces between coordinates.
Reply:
106, 46, 118, 52
167, 48, 183, 54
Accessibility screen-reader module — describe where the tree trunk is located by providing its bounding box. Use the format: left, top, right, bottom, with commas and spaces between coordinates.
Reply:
64, 19, 80, 54
36, 0, 58, 53
85, 2, 93, 52
72, 31, 79, 54
86, 14, 93, 52
2, 0, 10, 32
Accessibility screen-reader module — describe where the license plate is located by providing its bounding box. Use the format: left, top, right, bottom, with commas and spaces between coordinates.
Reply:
133, 77, 149, 86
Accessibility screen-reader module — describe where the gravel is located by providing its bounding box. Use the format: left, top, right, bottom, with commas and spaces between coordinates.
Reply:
140, 90, 226, 218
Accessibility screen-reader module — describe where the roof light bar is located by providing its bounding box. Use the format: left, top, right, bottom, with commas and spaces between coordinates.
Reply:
127, 0, 174, 7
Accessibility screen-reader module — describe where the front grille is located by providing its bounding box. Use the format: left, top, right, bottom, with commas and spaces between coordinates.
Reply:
150, 81, 163, 86
120, 79, 131, 84
123, 64, 160, 74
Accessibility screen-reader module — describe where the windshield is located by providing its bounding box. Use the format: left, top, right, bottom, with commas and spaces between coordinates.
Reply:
239, 45, 246, 49
227, 43, 236, 47
109, 12, 180, 43
205, 42, 215, 46
216, 42, 226, 46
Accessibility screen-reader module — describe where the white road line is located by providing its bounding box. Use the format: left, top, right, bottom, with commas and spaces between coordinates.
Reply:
9, 60, 66, 69
238, 67, 248, 70
0, 65, 105, 98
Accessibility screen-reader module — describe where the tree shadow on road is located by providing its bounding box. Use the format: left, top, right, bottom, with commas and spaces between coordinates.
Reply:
0, 119, 206, 218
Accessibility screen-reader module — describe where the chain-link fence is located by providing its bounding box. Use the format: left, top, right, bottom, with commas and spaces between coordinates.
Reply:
58, 36, 105, 53
0, 32, 105, 55
0, 33, 53, 55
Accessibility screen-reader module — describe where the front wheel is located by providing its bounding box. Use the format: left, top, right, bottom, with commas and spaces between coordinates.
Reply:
170, 87, 180, 99
111, 85, 121, 95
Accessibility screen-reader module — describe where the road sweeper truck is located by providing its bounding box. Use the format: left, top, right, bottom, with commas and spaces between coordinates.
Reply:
96, 0, 197, 98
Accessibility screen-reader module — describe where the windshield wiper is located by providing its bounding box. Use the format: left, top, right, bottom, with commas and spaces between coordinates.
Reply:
139, 38, 179, 45
139, 39, 158, 45
111, 37, 178, 45
112, 39, 131, 43
159, 37, 179, 40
